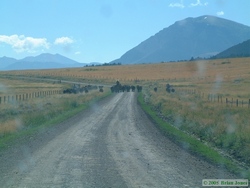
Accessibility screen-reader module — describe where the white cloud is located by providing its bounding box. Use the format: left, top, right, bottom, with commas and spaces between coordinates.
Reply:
217, 11, 224, 16
169, 0, 208, 8
0, 35, 49, 53
169, 0, 185, 8
54, 37, 73, 45
190, 0, 208, 7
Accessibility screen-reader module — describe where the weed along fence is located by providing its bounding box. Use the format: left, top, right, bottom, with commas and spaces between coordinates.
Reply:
0, 90, 63, 105
177, 88, 250, 108
208, 94, 250, 108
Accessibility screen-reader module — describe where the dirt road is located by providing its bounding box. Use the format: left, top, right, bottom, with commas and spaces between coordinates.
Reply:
0, 92, 236, 187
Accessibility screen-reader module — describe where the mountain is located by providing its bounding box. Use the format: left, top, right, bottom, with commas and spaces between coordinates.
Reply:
0, 53, 86, 70
213, 39, 250, 59
111, 15, 250, 64
0, 56, 18, 69
20, 53, 80, 65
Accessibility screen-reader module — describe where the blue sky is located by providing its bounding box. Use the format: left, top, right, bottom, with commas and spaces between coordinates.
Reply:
0, 0, 249, 63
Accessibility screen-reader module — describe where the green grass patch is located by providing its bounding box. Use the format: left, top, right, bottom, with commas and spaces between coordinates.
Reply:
0, 91, 111, 151
137, 92, 250, 179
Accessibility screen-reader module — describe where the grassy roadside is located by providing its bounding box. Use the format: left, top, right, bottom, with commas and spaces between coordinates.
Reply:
137, 92, 250, 179
0, 91, 111, 151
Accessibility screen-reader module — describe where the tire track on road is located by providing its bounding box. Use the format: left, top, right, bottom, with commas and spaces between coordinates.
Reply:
0, 94, 126, 188
107, 92, 236, 187
0, 92, 236, 188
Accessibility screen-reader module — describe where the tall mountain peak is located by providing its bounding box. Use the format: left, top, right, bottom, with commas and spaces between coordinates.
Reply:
111, 15, 250, 64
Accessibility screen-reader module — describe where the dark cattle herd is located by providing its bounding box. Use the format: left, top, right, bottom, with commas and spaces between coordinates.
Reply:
63, 82, 174, 95
110, 81, 142, 93
63, 84, 100, 94
62, 81, 143, 95
166, 83, 175, 93
153, 83, 175, 93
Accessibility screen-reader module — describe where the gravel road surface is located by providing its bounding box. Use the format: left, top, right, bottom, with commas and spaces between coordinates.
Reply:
0, 92, 236, 188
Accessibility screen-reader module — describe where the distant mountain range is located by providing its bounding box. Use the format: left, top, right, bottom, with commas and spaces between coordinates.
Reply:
0, 56, 17, 69
213, 39, 250, 59
1, 15, 250, 71
0, 53, 86, 70
111, 15, 250, 64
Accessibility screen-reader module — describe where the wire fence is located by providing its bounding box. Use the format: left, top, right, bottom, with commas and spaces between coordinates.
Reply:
0, 90, 63, 105
177, 88, 250, 108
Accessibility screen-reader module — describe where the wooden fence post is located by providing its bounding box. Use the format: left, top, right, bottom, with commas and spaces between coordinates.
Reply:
236, 99, 238, 107
0, 96, 1, 104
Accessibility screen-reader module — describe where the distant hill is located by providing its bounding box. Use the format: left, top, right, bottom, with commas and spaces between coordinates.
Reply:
20, 53, 80, 65
0, 56, 18, 69
212, 39, 250, 59
0, 53, 86, 70
111, 15, 250, 64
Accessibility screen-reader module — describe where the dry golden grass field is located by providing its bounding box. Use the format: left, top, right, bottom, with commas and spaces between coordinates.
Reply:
1, 57, 249, 82
2, 57, 250, 102
0, 75, 108, 136
1, 57, 249, 97
0, 77, 63, 95
0, 57, 250, 167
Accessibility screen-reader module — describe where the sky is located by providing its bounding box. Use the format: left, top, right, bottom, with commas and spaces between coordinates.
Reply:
0, 0, 249, 63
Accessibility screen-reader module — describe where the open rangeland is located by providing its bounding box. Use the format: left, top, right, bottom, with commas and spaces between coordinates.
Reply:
0, 77, 108, 136
0, 57, 249, 186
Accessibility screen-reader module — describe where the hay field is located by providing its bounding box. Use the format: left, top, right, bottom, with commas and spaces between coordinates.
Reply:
1, 57, 249, 82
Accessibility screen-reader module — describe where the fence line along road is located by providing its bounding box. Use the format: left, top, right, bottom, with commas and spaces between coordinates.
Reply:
0, 90, 62, 105
177, 88, 250, 108
0, 75, 112, 105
